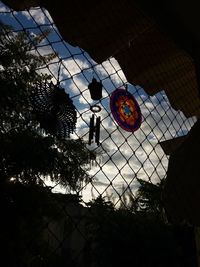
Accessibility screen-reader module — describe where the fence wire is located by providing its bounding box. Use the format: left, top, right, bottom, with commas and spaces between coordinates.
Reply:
0, 2, 198, 267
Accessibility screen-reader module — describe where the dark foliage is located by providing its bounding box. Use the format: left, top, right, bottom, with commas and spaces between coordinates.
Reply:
0, 21, 197, 267
84, 196, 197, 267
0, 22, 90, 189
0, 21, 90, 266
0, 181, 80, 267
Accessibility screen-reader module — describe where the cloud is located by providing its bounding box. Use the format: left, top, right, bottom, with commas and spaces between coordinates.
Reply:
1, 5, 196, 204
96, 58, 127, 84
76, 84, 196, 204
63, 58, 90, 77
0, 2, 10, 12
21, 7, 53, 25
79, 88, 196, 202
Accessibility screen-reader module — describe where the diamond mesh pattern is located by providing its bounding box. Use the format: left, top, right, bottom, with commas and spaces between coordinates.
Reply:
0, 3, 197, 266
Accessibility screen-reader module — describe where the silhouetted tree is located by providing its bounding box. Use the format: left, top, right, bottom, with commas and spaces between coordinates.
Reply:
0, 21, 90, 190
0, 21, 95, 266
136, 178, 165, 218
84, 196, 197, 267
118, 179, 166, 221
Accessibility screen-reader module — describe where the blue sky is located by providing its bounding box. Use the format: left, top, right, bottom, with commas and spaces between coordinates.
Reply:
0, 1, 196, 203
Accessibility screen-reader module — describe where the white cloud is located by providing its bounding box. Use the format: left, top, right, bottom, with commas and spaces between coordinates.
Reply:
79, 88, 196, 202
1, 7, 196, 204
0, 2, 9, 12
63, 58, 90, 77
95, 57, 127, 87
21, 7, 53, 25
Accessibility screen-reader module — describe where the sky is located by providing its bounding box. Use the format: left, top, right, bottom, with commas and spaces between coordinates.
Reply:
0, 2, 197, 204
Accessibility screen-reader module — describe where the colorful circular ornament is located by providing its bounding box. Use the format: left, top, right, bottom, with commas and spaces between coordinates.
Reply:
110, 88, 142, 132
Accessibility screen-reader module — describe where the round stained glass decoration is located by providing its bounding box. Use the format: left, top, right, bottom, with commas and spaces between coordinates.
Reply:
110, 88, 142, 132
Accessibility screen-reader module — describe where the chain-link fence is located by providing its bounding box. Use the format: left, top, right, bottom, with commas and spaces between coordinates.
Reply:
0, 2, 198, 267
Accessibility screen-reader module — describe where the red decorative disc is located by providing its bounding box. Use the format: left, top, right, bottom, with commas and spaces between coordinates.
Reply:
110, 88, 142, 132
